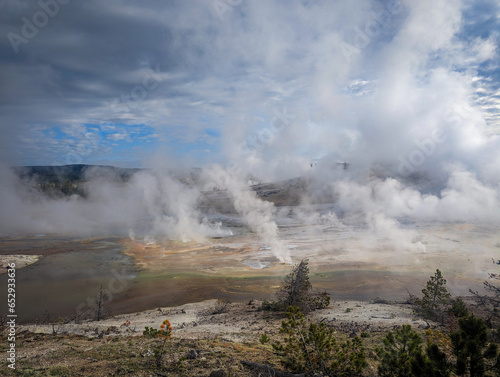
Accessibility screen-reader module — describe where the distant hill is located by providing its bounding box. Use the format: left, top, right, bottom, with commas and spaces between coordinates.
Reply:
12, 164, 140, 183
11, 164, 141, 197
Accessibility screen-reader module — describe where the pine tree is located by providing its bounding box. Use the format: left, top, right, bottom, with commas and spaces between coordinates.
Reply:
273, 306, 367, 376
376, 324, 425, 377
449, 297, 469, 318
262, 259, 330, 313
451, 314, 500, 377
280, 259, 313, 311
376, 324, 452, 377
417, 269, 451, 322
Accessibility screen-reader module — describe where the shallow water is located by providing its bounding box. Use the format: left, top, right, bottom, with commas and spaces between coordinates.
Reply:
1, 220, 498, 323
0, 237, 136, 323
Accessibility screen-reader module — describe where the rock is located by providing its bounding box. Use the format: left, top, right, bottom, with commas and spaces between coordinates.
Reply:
209, 370, 226, 377
187, 349, 198, 359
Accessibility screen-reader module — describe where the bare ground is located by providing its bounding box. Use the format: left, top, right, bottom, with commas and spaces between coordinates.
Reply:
0, 298, 432, 376
20, 299, 429, 341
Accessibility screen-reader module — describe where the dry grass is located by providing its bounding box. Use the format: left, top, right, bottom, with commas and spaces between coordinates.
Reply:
0, 331, 285, 376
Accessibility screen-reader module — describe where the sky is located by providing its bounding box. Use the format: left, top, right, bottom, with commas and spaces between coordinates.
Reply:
0, 0, 499, 177
0, 0, 500, 254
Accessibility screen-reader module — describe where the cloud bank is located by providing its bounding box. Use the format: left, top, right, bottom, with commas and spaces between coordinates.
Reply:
0, 0, 499, 254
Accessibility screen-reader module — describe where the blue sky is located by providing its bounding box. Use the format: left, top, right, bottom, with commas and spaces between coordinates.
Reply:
0, 0, 498, 173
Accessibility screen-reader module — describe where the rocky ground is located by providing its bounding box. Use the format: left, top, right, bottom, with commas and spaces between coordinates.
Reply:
20, 299, 429, 341
0, 298, 434, 376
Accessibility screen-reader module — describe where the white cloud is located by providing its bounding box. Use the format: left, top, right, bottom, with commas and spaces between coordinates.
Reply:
107, 133, 130, 142
0, 0, 498, 176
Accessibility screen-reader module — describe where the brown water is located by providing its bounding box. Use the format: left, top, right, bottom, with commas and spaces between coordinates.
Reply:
0, 236, 135, 323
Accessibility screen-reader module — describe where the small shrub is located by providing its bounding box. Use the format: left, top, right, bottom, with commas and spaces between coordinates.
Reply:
448, 297, 468, 318
210, 299, 231, 315
143, 326, 160, 337
121, 319, 136, 333
259, 333, 270, 344
361, 331, 370, 338
311, 290, 331, 309
345, 308, 352, 313
143, 319, 173, 369
373, 296, 390, 304
273, 306, 367, 376
425, 328, 452, 353
48, 366, 69, 376
51, 317, 68, 335
259, 299, 281, 312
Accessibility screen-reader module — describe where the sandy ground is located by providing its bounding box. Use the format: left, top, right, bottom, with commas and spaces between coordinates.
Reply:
20, 298, 429, 343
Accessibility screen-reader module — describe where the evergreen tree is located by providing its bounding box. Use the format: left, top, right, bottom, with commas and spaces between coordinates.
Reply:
273, 306, 367, 376
376, 324, 451, 377
281, 259, 312, 310
422, 344, 451, 377
451, 314, 500, 377
272, 259, 329, 313
376, 324, 425, 377
449, 297, 469, 318
417, 269, 451, 322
